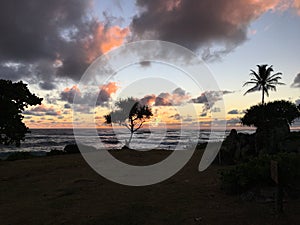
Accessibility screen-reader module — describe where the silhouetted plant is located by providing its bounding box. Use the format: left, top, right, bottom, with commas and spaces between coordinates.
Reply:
241, 100, 300, 129
0, 79, 43, 146
243, 64, 284, 104
220, 153, 300, 195
104, 97, 153, 147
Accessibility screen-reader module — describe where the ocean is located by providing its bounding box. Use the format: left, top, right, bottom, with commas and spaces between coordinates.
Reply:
0, 128, 245, 154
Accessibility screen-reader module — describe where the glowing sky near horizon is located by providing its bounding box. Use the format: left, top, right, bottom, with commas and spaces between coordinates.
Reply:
0, 0, 299, 129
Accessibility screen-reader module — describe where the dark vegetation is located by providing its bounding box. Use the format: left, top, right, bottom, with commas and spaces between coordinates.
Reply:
0, 79, 42, 147
104, 97, 153, 147
243, 64, 284, 104
219, 65, 300, 205
220, 153, 300, 195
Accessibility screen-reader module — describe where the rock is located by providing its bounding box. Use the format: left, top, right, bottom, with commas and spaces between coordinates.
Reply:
64, 144, 97, 154
220, 129, 240, 164
64, 144, 80, 154
279, 132, 300, 153
121, 145, 132, 150
47, 149, 66, 156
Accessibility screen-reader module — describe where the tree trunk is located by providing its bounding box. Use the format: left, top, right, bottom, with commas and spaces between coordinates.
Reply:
262, 89, 265, 104
127, 131, 133, 147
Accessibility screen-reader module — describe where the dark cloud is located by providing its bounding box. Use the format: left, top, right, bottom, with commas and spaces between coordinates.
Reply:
291, 73, 300, 88
64, 104, 72, 109
155, 93, 172, 106
60, 82, 118, 108
200, 112, 207, 117
39, 82, 57, 90
191, 90, 232, 104
140, 94, 156, 106
0, 0, 95, 83
140, 87, 190, 106
139, 61, 151, 67
131, 0, 278, 60
0, 1, 129, 87
169, 113, 182, 121
192, 90, 232, 113
228, 109, 241, 115
23, 104, 61, 117
60, 85, 80, 104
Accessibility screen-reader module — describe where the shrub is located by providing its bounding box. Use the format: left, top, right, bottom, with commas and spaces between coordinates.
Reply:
220, 153, 300, 194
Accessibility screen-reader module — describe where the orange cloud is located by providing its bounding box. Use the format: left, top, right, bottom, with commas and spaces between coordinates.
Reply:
293, 0, 300, 14
140, 88, 190, 106
60, 85, 81, 103
86, 24, 130, 63
100, 26, 130, 53
100, 82, 119, 95
222, 0, 281, 26
165, 0, 181, 11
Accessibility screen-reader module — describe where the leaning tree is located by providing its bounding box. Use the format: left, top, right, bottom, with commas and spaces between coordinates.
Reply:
243, 64, 284, 104
104, 97, 153, 147
0, 80, 43, 146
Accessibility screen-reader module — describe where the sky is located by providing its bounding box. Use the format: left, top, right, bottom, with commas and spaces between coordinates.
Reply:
0, 0, 300, 129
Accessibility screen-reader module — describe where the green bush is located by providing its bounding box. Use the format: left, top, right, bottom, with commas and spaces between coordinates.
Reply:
220, 153, 300, 194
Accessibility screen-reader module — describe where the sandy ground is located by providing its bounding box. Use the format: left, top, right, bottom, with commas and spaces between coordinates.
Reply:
0, 149, 299, 225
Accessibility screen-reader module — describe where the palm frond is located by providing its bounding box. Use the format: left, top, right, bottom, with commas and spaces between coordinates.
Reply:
243, 81, 259, 87
264, 87, 270, 97
244, 85, 260, 95
250, 70, 261, 81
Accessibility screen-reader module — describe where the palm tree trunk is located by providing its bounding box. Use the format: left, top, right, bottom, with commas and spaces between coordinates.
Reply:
262, 89, 265, 104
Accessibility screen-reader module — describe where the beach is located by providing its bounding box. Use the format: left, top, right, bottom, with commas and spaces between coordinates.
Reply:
1, 149, 299, 225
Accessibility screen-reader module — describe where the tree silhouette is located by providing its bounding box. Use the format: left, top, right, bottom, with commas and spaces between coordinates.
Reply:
241, 100, 300, 154
241, 100, 300, 129
104, 97, 153, 147
0, 80, 43, 146
243, 64, 284, 104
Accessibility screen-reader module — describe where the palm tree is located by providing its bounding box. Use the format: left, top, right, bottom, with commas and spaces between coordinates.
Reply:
243, 64, 284, 104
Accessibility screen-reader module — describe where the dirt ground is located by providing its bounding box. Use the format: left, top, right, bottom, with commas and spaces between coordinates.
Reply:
0, 149, 299, 225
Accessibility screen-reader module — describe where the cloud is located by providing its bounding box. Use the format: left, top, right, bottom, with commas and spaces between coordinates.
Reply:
39, 81, 57, 90
192, 90, 233, 113
23, 104, 61, 116
0, 1, 130, 86
140, 87, 190, 106
192, 90, 232, 104
228, 109, 242, 115
169, 113, 182, 121
291, 73, 300, 88
131, 0, 289, 60
294, 0, 300, 14
60, 82, 119, 107
64, 104, 71, 109
60, 85, 81, 104
200, 112, 207, 117
140, 94, 156, 106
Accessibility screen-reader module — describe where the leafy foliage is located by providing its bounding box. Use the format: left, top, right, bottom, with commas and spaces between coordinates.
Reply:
0, 79, 42, 146
243, 64, 284, 104
241, 100, 300, 128
104, 97, 153, 146
220, 153, 300, 194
